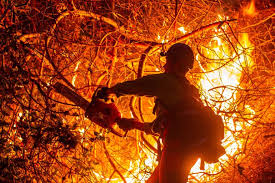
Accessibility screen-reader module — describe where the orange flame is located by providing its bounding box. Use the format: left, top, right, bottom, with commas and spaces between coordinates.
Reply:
118, 31, 256, 182
243, 0, 258, 17
188, 30, 255, 181
87, 27, 255, 183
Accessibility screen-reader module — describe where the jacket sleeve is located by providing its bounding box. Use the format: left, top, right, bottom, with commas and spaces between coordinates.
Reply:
110, 74, 164, 97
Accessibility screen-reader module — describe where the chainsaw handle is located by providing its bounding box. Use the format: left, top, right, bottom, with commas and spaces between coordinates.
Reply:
93, 87, 116, 103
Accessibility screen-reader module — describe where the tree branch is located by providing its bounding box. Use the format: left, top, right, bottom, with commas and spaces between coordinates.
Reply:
103, 141, 127, 183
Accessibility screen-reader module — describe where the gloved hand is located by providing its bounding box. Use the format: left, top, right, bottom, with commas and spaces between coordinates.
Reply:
96, 87, 110, 101
96, 87, 121, 102
117, 118, 137, 132
117, 118, 155, 134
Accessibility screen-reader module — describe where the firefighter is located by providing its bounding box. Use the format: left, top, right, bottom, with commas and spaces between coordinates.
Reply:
98, 43, 219, 183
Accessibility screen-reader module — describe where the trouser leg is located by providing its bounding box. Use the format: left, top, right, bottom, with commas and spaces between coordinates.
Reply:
158, 145, 198, 183
146, 165, 159, 183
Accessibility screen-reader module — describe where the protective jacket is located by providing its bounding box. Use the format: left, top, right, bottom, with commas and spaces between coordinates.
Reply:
111, 73, 211, 145
111, 73, 225, 183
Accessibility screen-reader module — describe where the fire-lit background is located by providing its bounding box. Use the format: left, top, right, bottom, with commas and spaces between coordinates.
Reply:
0, 0, 274, 182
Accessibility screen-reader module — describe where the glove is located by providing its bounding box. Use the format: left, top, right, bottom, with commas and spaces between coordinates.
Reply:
117, 118, 137, 131
96, 87, 121, 102
96, 87, 109, 100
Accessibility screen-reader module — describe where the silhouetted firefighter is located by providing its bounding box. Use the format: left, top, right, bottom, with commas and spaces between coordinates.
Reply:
87, 43, 225, 183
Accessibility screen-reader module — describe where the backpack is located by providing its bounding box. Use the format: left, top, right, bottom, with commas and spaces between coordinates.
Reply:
152, 97, 225, 164
197, 104, 225, 164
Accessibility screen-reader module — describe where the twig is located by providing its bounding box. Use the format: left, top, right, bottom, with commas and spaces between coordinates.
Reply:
168, 19, 237, 45
107, 170, 116, 183
18, 33, 42, 42
141, 133, 158, 154
44, 40, 76, 90
103, 141, 127, 183
107, 40, 118, 88
240, 13, 275, 30
162, 0, 186, 39
137, 46, 154, 78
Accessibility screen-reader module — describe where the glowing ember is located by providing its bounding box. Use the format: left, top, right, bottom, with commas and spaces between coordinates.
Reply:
72, 61, 81, 86
178, 26, 187, 34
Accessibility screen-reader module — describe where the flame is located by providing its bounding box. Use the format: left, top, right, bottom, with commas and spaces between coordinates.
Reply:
243, 0, 258, 17
178, 26, 187, 34
72, 61, 81, 87
87, 27, 255, 183
157, 33, 169, 43
189, 31, 255, 180
108, 31, 255, 182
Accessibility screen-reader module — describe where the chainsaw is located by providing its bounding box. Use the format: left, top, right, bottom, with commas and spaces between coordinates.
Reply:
53, 82, 124, 137
85, 87, 124, 137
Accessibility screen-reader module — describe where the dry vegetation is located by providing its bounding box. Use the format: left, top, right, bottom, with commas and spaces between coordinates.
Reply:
0, 0, 274, 182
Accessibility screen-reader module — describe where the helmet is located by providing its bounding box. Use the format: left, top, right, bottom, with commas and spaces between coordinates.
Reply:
166, 43, 194, 72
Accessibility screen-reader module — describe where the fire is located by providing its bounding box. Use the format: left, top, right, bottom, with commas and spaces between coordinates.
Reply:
109, 30, 255, 182
188, 30, 255, 180
243, 0, 258, 17
178, 27, 187, 34
4, 1, 273, 182
93, 30, 255, 182
72, 61, 81, 86
70, 27, 255, 182
63, 19, 256, 183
